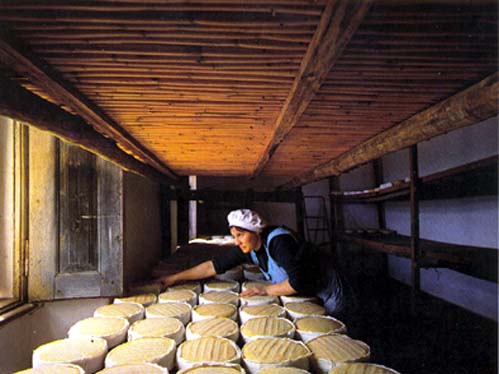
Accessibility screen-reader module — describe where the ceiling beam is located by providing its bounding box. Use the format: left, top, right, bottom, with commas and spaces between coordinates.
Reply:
252, 0, 372, 177
281, 72, 499, 188
0, 31, 178, 180
0, 74, 177, 186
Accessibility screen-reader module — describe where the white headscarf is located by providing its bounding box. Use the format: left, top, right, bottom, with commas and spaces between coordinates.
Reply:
227, 209, 266, 233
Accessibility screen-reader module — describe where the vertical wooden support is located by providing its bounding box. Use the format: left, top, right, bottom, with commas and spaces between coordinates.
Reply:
295, 188, 305, 240
160, 184, 172, 258
329, 176, 344, 232
177, 177, 190, 246
409, 145, 421, 292
373, 159, 388, 276
327, 177, 338, 259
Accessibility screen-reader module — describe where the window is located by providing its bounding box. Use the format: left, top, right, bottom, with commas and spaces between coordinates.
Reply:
0, 117, 28, 313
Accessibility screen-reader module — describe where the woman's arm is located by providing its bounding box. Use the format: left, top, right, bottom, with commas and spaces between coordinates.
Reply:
158, 260, 216, 289
241, 279, 297, 297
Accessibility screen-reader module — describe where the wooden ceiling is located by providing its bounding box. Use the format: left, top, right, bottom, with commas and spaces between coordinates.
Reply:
0, 0, 497, 188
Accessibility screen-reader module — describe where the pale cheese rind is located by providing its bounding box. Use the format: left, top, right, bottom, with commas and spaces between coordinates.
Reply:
95, 362, 169, 373
240, 317, 295, 343
176, 336, 241, 370
260, 367, 311, 374
203, 280, 240, 293
186, 317, 239, 342
33, 337, 108, 374
159, 289, 198, 307
146, 302, 192, 325
177, 363, 245, 374
128, 317, 185, 344
68, 317, 129, 349
192, 303, 237, 322
94, 303, 144, 324
114, 293, 157, 307
104, 337, 176, 370
294, 316, 346, 342
199, 291, 239, 306
239, 304, 286, 325
169, 282, 202, 296
13, 363, 85, 374
284, 302, 325, 320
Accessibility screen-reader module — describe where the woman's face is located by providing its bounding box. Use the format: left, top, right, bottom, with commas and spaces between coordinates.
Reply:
230, 226, 261, 254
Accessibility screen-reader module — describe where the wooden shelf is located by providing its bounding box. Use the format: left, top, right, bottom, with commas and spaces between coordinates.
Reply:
337, 232, 497, 283
332, 155, 497, 203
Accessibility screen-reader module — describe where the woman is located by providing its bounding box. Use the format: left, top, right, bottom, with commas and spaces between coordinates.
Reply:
158, 209, 352, 316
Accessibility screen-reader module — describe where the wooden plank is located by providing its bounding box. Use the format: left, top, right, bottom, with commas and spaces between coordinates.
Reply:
283, 72, 499, 187
0, 32, 178, 180
409, 145, 420, 291
165, 188, 301, 203
252, 0, 373, 176
0, 74, 176, 186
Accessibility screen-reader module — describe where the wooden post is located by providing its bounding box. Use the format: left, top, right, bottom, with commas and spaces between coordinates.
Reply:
373, 159, 388, 277
295, 188, 305, 240
160, 184, 172, 258
176, 177, 190, 246
409, 145, 421, 293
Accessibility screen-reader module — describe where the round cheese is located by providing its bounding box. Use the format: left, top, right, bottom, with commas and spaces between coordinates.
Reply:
199, 291, 239, 306
294, 316, 346, 342
192, 303, 237, 322
114, 293, 157, 307
13, 364, 85, 374
159, 289, 197, 307
284, 302, 325, 320
95, 363, 169, 373
186, 317, 239, 342
177, 364, 245, 374
105, 337, 176, 370
306, 334, 370, 374
279, 296, 318, 305
329, 363, 401, 374
260, 367, 311, 374
241, 281, 270, 292
146, 302, 192, 325
169, 282, 202, 296
177, 336, 241, 370
242, 338, 311, 374
68, 317, 129, 349
128, 317, 185, 345
204, 280, 240, 293
94, 303, 144, 324
240, 317, 295, 343
33, 337, 108, 373
240, 295, 279, 307
239, 304, 285, 324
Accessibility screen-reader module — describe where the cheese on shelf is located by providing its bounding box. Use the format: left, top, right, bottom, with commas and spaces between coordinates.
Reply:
240, 317, 295, 343
186, 317, 239, 342
306, 334, 370, 374
199, 291, 239, 306
95, 363, 169, 373
241, 281, 270, 292
239, 304, 285, 324
169, 282, 202, 295
13, 364, 85, 374
159, 289, 198, 306
329, 363, 401, 374
68, 317, 129, 349
294, 316, 346, 342
105, 337, 176, 370
192, 303, 237, 322
128, 317, 185, 345
203, 280, 240, 293
33, 337, 108, 373
279, 296, 319, 305
239, 295, 279, 307
114, 293, 157, 307
259, 367, 311, 374
176, 336, 241, 370
242, 337, 311, 374
177, 364, 245, 374
146, 302, 192, 325
283, 302, 325, 320
94, 303, 144, 324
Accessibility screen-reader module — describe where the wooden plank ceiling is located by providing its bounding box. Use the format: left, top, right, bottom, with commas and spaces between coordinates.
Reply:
0, 0, 496, 187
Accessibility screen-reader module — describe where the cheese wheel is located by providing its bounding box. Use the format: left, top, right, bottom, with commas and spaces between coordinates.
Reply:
294, 316, 346, 342
242, 338, 311, 374
159, 289, 198, 307
68, 317, 129, 349
146, 302, 192, 325
114, 293, 157, 307
239, 304, 285, 324
241, 281, 270, 292
279, 296, 319, 305
105, 337, 176, 370
128, 317, 185, 345
239, 295, 279, 307
192, 303, 237, 322
260, 367, 311, 374
177, 336, 241, 370
186, 317, 239, 342
306, 334, 370, 374
94, 303, 144, 324
203, 280, 240, 293
177, 363, 245, 374
33, 337, 108, 373
96, 363, 168, 373
13, 364, 85, 374
240, 317, 295, 343
329, 363, 401, 374
199, 291, 239, 306
169, 282, 202, 296
284, 302, 325, 320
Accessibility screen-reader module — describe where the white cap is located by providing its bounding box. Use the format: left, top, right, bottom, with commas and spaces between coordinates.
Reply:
227, 209, 266, 233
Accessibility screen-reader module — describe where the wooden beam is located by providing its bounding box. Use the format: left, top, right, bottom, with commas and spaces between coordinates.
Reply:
164, 188, 301, 203
282, 72, 499, 187
0, 31, 178, 180
0, 74, 176, 186
252, 0, 372, 177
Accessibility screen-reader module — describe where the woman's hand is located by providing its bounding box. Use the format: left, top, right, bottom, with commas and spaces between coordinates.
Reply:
158, 274, 177, 291
240, 286, 268, 297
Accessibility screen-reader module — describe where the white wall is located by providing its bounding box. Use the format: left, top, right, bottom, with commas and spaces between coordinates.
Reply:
382, 117, 498, 320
